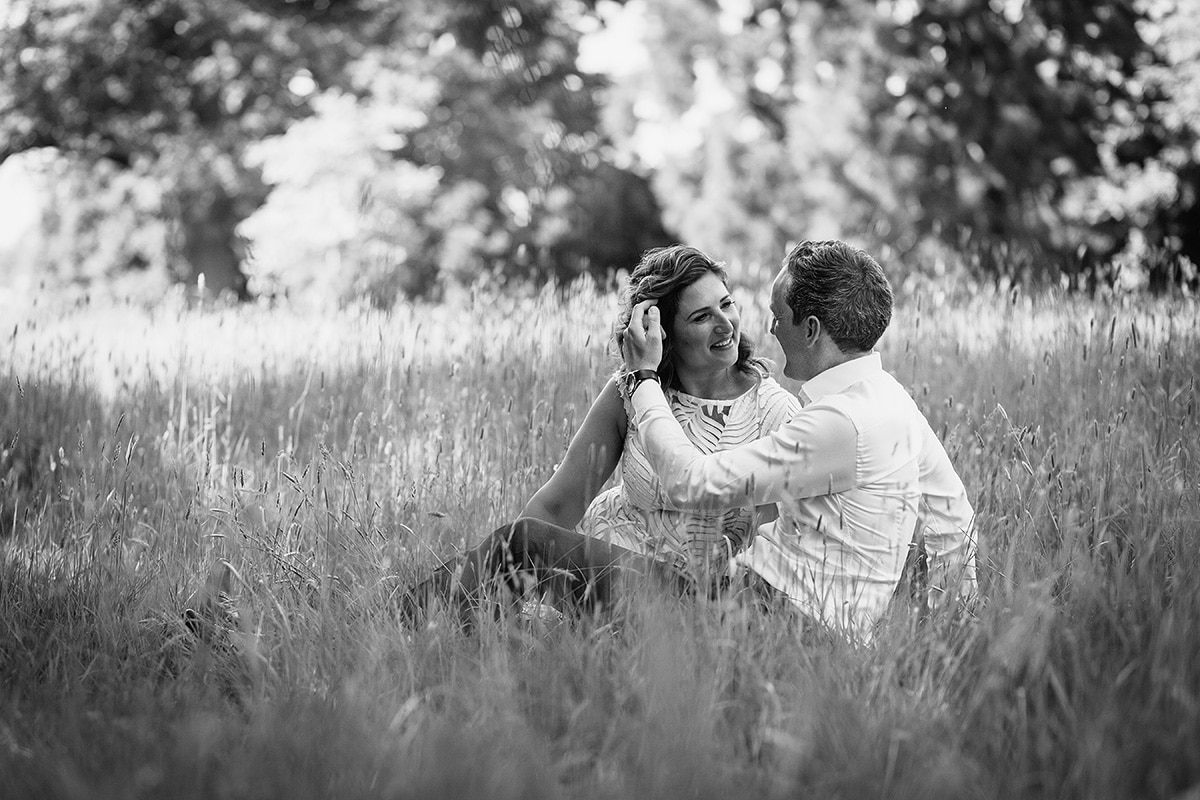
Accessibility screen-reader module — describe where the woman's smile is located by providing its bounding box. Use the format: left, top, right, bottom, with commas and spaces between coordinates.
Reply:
710, 334, 736, 351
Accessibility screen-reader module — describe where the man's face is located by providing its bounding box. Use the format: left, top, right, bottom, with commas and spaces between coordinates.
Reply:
769, 267, 807, 381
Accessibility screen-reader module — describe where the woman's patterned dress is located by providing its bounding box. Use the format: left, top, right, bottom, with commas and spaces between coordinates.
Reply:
575, 371, 801, 582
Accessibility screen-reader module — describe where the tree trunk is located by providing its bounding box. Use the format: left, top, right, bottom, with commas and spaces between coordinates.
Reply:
176, 186, 250, 301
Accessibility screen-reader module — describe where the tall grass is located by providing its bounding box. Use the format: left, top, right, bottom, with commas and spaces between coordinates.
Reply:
1, 281, 1197, 799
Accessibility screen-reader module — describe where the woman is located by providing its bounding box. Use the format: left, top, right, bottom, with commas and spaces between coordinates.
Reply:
406, 245, 800, 621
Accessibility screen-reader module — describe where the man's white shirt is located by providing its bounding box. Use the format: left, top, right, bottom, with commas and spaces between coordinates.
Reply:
628, 352, 978, 637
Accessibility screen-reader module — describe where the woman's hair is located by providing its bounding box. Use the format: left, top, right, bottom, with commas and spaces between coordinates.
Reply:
612, 244, 765, 390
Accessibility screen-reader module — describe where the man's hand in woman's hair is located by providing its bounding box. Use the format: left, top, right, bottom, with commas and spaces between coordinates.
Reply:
622, 300, 663, 372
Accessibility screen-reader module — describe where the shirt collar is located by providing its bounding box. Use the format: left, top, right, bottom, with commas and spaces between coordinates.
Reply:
800, 352, 882, 403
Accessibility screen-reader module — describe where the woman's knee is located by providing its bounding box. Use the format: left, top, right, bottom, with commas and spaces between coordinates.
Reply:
502, 517, 568, 554
478, 518, 546, 570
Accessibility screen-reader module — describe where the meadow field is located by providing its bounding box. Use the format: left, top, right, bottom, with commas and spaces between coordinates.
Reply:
1, 280, 1198, 799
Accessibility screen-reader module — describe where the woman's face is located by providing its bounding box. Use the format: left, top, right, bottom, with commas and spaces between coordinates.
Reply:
668, 271, 740, 374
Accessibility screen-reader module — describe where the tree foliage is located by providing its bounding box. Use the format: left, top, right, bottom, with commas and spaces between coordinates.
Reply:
1, 0, 671, 303
872, 0, 1198, 284
2, 0, 1196, 299
0, 0, 370, 297
595, 0, 1198, 288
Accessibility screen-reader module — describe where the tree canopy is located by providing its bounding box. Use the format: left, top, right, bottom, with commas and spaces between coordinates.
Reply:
1, 0, 1195, 302
596, 0, 1197, 287
873, 0, 1198, 284
1, 0, 375, 296
1, 0, 671, 302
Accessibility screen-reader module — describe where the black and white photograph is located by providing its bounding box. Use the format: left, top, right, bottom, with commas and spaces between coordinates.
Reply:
1, 0, 1197, 797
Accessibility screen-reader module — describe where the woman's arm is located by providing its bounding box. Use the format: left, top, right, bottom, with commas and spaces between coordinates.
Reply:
519, 376, 628, 530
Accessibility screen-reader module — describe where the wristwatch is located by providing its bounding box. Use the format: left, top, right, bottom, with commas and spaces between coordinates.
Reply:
623, 369, 660, 396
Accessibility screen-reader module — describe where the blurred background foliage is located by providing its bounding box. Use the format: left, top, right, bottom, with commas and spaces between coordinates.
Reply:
0, 0, 1197, 306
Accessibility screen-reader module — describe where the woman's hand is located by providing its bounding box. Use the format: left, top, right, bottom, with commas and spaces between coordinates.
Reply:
621, 300, 664, 372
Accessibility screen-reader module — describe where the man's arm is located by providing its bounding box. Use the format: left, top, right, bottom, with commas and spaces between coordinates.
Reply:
628, 380, 858, 509
618, 298, 857, 510
916, 419, 979, 611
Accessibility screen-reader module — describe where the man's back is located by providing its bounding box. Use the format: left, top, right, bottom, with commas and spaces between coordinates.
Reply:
742, 356, 938, 634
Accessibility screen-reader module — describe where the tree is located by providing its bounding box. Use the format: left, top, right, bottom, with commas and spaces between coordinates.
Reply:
593, 0, 900, 272
869, 0, 1199, 283
593, 0, 1198, 286
380, 0, 672, 284
1, 0, 672, 302
1135, 0, 1200, 290
239, 0, 671, 304
0, 0, 371, 298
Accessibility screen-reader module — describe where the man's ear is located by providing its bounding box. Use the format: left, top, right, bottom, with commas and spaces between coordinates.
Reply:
804, 315, 821, 344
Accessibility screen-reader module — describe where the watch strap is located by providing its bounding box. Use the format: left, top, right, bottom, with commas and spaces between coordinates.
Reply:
625, 369, 659, 395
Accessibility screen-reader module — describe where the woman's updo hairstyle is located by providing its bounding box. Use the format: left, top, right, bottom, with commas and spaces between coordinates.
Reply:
612, 244, 764, 391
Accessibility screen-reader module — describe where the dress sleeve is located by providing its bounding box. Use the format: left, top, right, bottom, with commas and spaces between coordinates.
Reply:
756, 377, 803, 436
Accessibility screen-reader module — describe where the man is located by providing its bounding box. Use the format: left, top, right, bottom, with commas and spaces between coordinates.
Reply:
620, 240, 978, 637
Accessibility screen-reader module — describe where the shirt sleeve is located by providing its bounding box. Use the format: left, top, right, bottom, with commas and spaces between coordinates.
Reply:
915, 419, 979, 610
629, 380, 858, 510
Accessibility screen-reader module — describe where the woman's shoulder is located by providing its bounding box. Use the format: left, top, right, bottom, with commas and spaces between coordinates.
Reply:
754, 372, 787, 393
750, 371, 802, 415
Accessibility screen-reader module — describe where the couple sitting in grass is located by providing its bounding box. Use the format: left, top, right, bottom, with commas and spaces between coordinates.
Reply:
407, 240, 978, 640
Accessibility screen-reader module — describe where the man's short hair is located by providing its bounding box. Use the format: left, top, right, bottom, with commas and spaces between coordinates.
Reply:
783, 240, 893, 352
